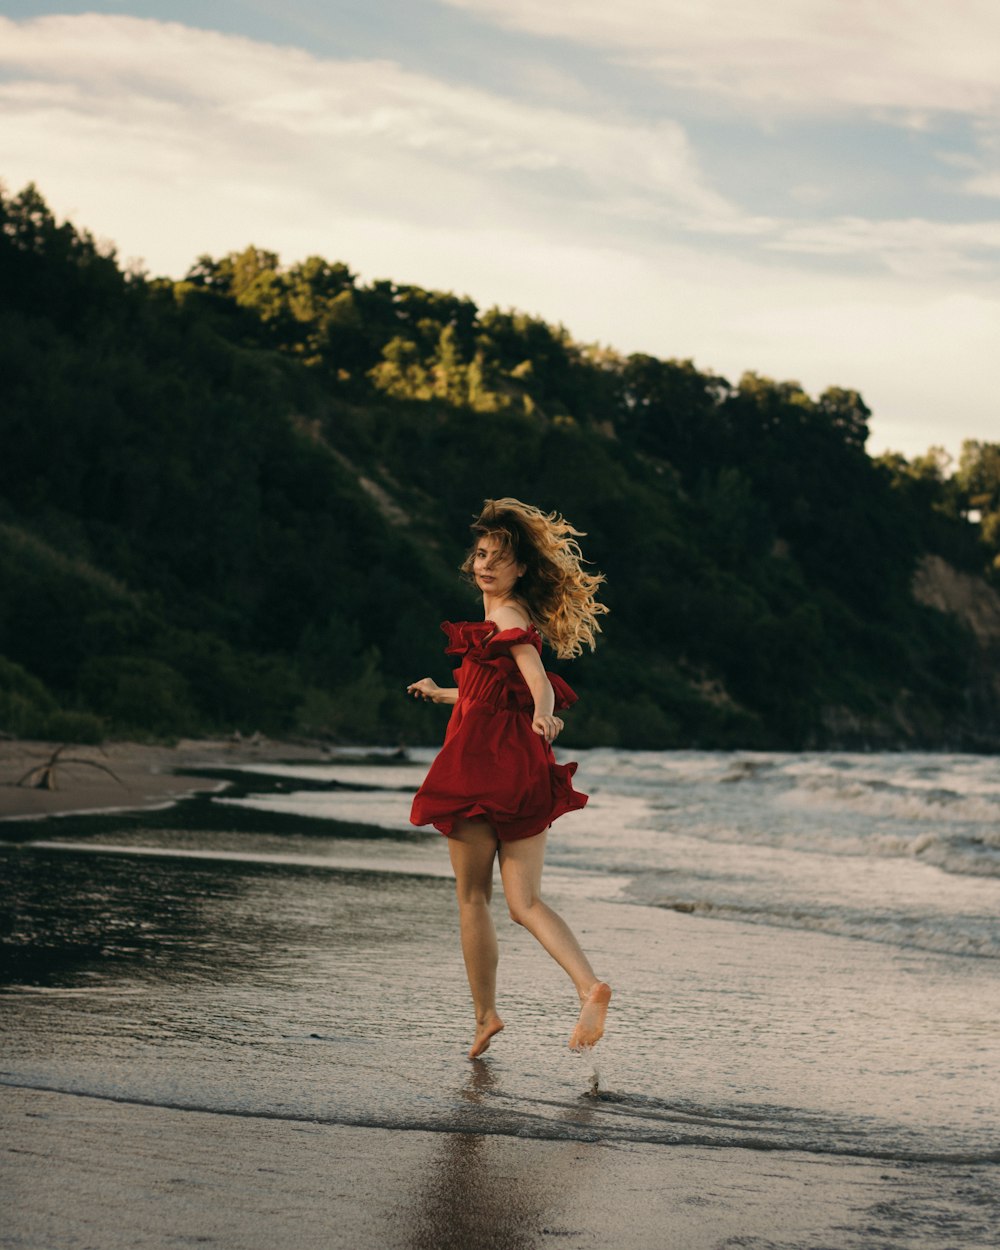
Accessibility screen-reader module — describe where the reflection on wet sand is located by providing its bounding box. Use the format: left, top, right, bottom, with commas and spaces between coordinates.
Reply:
0, 841, 437, 989
406, 1063, 547, 1250
404, 1061, 608, 1250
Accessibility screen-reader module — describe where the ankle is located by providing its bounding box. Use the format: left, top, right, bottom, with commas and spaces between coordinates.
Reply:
577, 979, 608, 1003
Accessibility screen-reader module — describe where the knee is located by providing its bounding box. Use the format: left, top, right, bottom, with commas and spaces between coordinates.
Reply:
507, 895, 539, 927
456, 886, 492, 909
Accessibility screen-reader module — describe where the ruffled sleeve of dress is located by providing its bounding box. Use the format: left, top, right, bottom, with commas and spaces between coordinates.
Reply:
441, 620, 493, 656
544, 671, 579, 712
481, 626, 541, 659
479, 626, 579, 712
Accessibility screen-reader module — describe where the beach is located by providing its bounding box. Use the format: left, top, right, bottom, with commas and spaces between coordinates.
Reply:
7, 1084, 997, 1250
0, 737, 333, 820
2, 742, 999, 1249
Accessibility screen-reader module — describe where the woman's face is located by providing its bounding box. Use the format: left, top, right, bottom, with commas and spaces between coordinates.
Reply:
472, 535, 525, 598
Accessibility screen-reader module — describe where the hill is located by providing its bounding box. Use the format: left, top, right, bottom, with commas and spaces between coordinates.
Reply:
2, 182, 998, 750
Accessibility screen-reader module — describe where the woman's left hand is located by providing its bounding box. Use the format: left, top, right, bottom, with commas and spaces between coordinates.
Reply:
407, 678, 441, 702
532, 714, 564, 743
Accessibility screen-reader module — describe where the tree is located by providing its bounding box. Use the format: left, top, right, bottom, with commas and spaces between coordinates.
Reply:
816, 386, 871, 450
956, 440, 1000, 571
618, 354, 728, 473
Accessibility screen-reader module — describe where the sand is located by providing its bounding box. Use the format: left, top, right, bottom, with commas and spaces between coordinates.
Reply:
0, 737, 332, 821
6, 1084, 990, 1250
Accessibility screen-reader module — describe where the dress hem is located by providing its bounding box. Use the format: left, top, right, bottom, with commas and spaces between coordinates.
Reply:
412, 791, 589, 843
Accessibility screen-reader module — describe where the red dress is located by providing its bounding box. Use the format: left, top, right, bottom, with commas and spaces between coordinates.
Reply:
409, 620, 589, 842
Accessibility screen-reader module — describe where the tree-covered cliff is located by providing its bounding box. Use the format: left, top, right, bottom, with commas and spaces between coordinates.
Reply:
2, 183, 997, 750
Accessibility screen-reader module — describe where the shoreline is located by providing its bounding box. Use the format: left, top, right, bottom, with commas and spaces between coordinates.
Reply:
6, 1084, 994, 1250
4, 747, 998, 1249
3, 736, 996, 828
0, 736, 339, 822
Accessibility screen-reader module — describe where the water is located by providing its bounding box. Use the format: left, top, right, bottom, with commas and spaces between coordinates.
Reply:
2, 749, 999, 1182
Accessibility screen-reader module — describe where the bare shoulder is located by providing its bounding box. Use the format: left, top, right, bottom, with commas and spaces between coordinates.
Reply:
489, 604, 532, 632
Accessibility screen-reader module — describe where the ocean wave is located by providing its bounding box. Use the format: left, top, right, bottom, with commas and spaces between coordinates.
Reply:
571, 750, 1000, 882
622, 876, 1000, 959
4, 1077, 997, 1165
774, 778, 1000, 826
914, 837, 1000, 878
576, 747, 1000, 794
632, 820, 1000, 879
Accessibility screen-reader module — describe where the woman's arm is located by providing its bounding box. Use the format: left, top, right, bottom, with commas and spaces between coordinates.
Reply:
407, 678, 458, 705
488, 605, 564, 743
511, 645, 563, 743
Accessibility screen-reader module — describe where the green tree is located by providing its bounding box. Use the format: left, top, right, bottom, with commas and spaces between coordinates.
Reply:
956, 440, 1000, 572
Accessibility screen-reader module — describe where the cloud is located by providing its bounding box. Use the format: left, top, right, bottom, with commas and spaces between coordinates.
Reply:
2, 13, 997, 282
767, 216, 1000, 280
965, 173, 1000, 198
0, 12, 997, 458
439, 0, 1000, 118
955, 134, 1000, 201
0, 12, 733, 242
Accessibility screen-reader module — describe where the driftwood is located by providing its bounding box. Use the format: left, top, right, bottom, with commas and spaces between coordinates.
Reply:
11, 743, 127, 792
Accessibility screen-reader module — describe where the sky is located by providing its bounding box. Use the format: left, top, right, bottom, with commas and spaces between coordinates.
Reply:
1, 2, 999, 460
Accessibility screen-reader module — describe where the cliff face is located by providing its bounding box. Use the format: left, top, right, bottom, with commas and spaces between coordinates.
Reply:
911, 555, 1000, 657
912, 554, 1000, 747
815, 556, 1000, 752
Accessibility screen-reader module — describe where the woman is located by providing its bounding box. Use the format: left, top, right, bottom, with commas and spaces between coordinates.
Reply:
408, 498, 612, 1059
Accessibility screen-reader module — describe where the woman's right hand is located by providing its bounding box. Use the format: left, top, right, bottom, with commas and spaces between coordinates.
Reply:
407, 678, 442, 703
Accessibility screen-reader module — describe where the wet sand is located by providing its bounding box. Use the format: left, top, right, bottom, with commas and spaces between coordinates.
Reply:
3, 745, 998, 1249
5, 1084, 992, 1250
0, 737, 332, 820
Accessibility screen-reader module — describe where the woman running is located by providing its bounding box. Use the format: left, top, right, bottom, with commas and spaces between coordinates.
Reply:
408, 498, 612, 1059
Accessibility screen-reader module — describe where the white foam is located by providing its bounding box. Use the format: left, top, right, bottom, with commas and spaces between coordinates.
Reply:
215, 790, 416, 830
775, 779, 1000, 825
23, 837, 455, 879
223, 761, 430, 789
629, 892, 1000, 960
210, 749, 1000, 960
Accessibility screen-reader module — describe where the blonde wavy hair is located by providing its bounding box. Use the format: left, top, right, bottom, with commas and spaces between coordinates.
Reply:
461, 498, 609, 659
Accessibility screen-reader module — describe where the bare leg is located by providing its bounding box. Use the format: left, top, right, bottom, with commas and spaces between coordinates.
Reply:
448, 818, 505, 1058
498, 829, 612, 1049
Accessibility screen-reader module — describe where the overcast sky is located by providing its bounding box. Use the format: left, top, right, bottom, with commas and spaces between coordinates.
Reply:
2, 1, 999, 459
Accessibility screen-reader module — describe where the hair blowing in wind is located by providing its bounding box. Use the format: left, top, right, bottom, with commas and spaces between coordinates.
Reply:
462, 498, 609, 660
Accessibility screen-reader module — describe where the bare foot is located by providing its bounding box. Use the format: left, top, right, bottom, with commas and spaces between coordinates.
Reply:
569, 981, 612, 1051
469, 1014, 505, 1058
